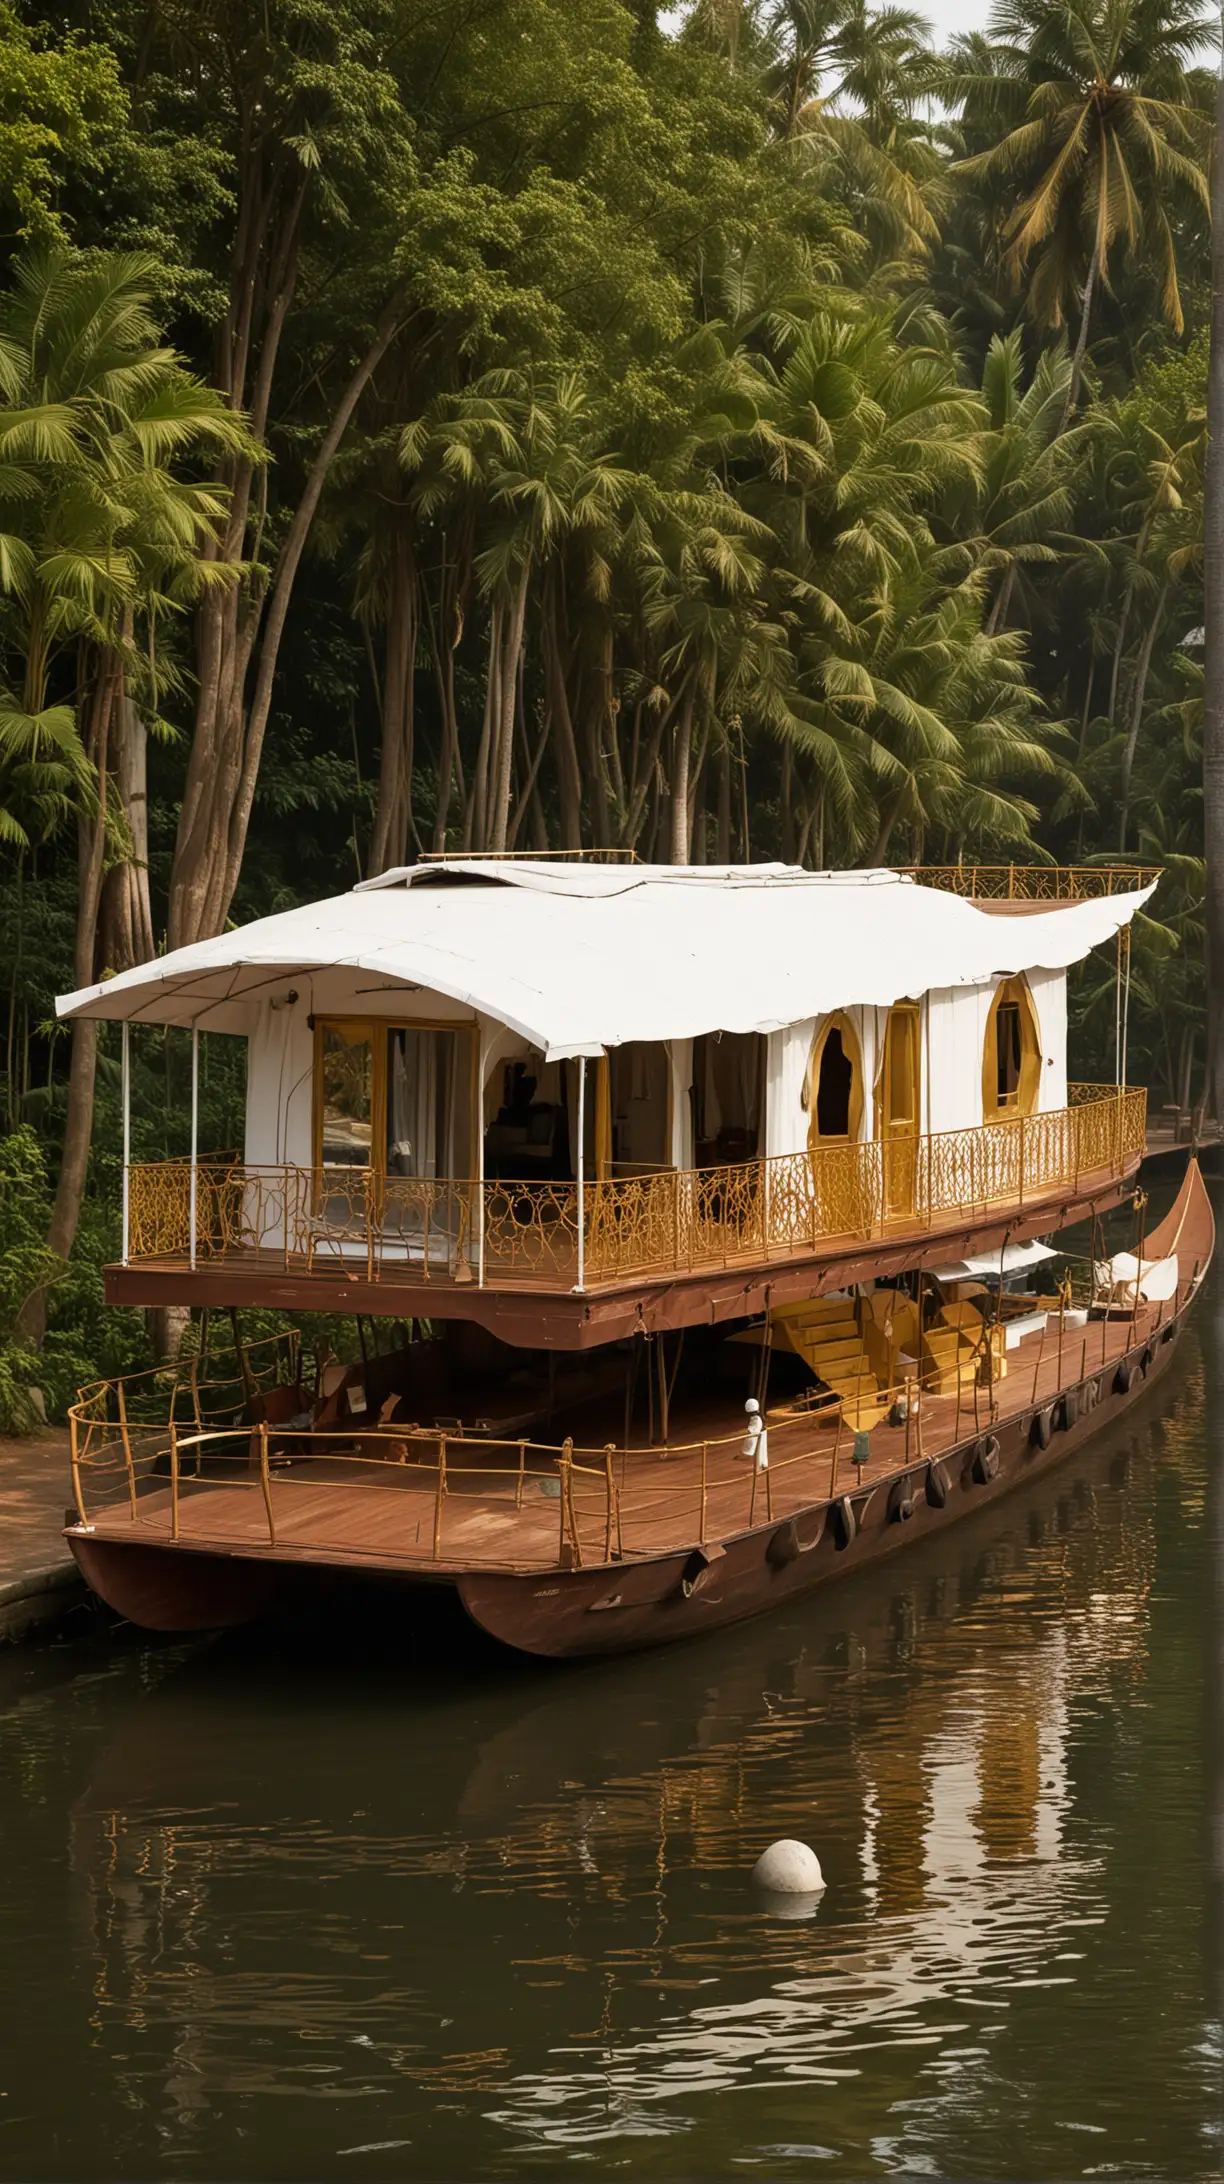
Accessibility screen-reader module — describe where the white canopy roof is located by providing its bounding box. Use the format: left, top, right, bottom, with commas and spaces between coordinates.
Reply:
56, 860, 1157, 1061
928, 1239, 1058, 1283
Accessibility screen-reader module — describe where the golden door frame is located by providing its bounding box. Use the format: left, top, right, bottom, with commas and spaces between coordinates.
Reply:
981, 975, 1042, 1123
877, 1000, 922, 1217
312, 1016, 479, 1189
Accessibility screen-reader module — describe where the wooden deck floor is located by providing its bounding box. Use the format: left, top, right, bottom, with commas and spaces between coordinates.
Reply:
76, 1294, 1172, 1578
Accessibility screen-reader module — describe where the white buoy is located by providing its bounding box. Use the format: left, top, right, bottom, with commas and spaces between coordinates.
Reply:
751, 1839, 824, 1894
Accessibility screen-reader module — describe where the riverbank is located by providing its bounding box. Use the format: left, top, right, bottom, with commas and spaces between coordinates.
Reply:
0, 1429, 84, 1640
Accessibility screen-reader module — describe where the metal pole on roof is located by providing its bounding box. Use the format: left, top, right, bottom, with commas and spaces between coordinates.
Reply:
190, 1025, 199, 1272
121, 1021, 130, 1267
1120, 927, 1132, 1092
576, 1056, 586, 1293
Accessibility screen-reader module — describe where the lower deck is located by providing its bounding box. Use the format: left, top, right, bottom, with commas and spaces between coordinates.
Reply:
69, 1282, 1187, 1582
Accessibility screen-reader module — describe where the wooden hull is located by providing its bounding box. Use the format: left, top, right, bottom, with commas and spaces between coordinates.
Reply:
458, 1312, 1185, 1655
67, 1157, 1213, 1660
66, 1310, 1186, 1654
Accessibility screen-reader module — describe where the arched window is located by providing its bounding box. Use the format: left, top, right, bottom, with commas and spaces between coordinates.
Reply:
983, 976, 1042, 1121
806, 1013, 864, 1148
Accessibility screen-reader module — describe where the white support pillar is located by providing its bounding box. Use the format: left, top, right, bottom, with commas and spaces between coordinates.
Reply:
575, 1055, 586, 1293
1121, 929, 1131, 1092
121, 1021, 130, 1266
477, 1027, 486, 1288
190, 1025, 199, 1271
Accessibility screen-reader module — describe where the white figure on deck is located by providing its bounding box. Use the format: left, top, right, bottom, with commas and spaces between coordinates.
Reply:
742, 1397, 768, 1469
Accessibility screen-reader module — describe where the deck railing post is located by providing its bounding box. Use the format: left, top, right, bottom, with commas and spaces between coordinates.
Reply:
189, 1026, 199, 1270
433, 1434, 448, 1559
604, 1443, 616, 1560
117, 1380, 137, 1518
169, 1418, 180, 1541
258, 1420, 276, 1545
477, 1029, 487, 1288
69, 1410, 86, 1526
121, 1021, 131, 1264
575, 1061, 586, 1293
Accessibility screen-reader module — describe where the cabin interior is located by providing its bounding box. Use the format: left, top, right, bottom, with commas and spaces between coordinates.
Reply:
247, 968, 1068, 1190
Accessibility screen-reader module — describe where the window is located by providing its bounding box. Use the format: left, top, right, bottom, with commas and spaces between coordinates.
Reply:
806, 1013, 864, 1148
318, 1024, 374, 1167
983, 977, 1041, 1121
314, 1020, 476, 1179
691, 1032, 765, 1167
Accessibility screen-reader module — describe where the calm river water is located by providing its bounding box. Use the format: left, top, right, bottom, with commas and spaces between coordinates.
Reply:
1, 1172, 1222, 2179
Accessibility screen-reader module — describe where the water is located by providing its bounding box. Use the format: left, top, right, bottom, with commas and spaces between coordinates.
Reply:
1, 1182, 1222, 2178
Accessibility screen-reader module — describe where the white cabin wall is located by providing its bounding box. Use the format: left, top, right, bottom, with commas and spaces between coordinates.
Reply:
923, 987, 991, 1136
1027, 966, 1067, 1110
765, 1021, 814, 1158
244, 997, 313, 1168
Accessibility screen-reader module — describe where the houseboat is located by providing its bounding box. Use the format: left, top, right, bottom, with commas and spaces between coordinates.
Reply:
56, 857, 1212, 1657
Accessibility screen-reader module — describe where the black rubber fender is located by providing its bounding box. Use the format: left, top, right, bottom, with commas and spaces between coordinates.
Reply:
1031, 1406, 1055, 1450
972, 1435, 1001, 1485
766, 1519, 802, 1568
765, 1515, 823, 1567
1060, 1388, 1079, 1430
1115, 1358, 1137, 1395
1161, 1321, 1176, 1345
925, 1459, 949, 1509
832, 1494, 857, 1551
680, 1542, 726, 1599
1141, 1344, 1155, 1374
887, 1479, 915, 1524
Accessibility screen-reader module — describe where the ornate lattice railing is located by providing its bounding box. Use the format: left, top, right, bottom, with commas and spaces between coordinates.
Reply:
124, 1086, 1146, 1292
900, 865, 1160, 901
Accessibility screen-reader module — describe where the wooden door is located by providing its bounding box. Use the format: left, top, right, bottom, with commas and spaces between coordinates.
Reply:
880, 1002, 921, 1217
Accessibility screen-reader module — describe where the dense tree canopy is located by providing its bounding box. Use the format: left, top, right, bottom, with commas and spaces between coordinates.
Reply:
0, 0, 1213, 1400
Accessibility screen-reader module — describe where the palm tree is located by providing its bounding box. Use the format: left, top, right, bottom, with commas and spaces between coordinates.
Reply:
763, 0, 945, 261
0, 249, 245, 1337
948, 0, 1215, 412
962, 333, 1089, 634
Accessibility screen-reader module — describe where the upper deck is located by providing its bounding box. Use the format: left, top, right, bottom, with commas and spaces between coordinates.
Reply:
66, 859, 1156, 1345
110, 1083, 1146, 1343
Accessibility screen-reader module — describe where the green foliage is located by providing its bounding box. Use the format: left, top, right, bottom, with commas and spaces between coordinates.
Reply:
0, 0, 1211, 1406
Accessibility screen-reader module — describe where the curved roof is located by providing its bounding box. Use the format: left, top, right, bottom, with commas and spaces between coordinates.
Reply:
56, 860, 1156, 1060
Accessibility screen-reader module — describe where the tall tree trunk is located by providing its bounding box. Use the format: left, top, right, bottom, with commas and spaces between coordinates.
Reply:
984, 561, 1016, 637
1205, 32, 1224, 1119
427, 549, 465, 852
368, 528, 417, 876
1118, 581, 1168, 851
169, 300, 407, 945
716, 730, 732, 862
489, 562, 532, 853
544, 593, 583, 849
780, 740, 795, 862
21, 655, 120, 1345
669, 680, 696, 863
97, 689, 154, 973
468, 604, 502, 850
1060, 248, 1099, 431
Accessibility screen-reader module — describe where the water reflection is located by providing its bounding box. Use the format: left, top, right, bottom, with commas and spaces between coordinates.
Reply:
0, 1266, 1219, 2177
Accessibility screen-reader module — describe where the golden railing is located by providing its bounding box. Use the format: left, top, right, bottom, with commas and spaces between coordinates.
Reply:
124, 1086, 1146, 1292
901, 865, 1160, 901
68, 1256, 1185, 1570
